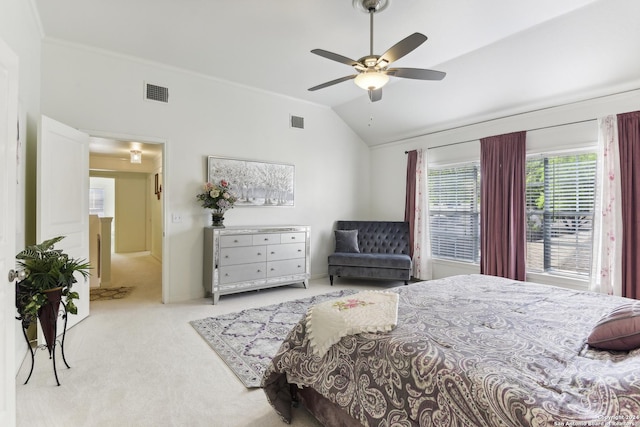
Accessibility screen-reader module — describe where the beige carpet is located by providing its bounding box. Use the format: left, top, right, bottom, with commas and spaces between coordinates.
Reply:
15, 251, 402, 426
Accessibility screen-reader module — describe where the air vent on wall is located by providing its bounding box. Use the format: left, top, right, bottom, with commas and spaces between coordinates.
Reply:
290, 115, 304, 129
145, 82, 169, 103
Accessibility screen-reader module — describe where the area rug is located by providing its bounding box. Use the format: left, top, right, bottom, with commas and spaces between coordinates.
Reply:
90, 286, 134, 301
190, 289, 357, 388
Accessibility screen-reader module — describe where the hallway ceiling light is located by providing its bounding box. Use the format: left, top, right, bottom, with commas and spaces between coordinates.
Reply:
130, 150, 142, 164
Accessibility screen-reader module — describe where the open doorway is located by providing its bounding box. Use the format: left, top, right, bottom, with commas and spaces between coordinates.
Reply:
88, 136, 164, 303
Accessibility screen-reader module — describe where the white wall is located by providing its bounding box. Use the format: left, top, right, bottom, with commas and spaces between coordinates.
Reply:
40, 40, 371, 302
370, 89, 640, 285
0, 0, 41, 246
0, 0, 42, 375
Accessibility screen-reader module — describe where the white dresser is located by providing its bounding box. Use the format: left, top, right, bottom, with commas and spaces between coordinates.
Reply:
203, 225, 310, 304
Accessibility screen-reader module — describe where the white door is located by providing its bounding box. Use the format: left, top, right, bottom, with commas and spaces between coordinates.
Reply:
0, 37, 19, 427
37, 116, 90, 334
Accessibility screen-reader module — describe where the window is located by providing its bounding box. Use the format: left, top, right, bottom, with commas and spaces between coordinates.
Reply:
428, 163, 480, 262
89, 188, 105, 216
427, 151, 597, 278
526, 152, 597, 277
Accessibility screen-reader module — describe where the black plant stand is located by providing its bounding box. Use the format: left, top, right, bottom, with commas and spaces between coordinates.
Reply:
21, 302, 71, 386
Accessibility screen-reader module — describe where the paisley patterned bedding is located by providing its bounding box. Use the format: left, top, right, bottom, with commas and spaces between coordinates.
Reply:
262, 274, 640, 426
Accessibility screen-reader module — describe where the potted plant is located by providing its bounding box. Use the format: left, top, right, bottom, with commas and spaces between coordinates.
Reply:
15, 236, 91, 354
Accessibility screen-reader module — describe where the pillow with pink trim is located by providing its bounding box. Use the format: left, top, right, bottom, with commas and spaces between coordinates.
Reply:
587, 301, 640, 351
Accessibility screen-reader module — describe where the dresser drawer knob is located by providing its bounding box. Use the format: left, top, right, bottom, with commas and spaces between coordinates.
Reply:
257, 269, 262, 273
257, 252, 262, 256
297, 249, 302, 252
270, 268, 275, 271
271, 251, 275, 254
264, 238, 269, 241
291, 236, 296, 240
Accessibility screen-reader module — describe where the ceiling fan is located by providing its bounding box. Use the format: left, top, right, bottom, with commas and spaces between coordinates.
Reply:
308, 0, 446, 102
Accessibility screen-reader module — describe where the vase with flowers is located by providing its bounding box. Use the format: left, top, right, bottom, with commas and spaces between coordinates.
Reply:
196, 180, 238, 227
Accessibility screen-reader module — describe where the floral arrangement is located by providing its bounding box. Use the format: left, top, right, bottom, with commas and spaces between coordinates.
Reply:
196, 180, 238, 213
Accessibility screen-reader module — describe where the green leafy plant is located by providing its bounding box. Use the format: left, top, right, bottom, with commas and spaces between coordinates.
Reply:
15, 236, 91, 325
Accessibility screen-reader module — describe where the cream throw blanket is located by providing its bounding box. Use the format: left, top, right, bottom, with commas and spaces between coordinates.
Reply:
306, 290, 399, 357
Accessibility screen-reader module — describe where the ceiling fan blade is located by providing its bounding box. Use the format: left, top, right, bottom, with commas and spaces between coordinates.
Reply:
308, 75, 357, 91
378, 33, 428, 66
311, 49, 362, 67
386, 68, 446, 81
368, 88, 382, 102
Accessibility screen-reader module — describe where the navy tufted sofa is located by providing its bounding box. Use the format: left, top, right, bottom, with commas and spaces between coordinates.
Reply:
328, 220, 412, 286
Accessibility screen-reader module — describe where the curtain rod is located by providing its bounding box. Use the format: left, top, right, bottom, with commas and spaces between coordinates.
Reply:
404, 117, 597, 154
402, 86, 640, 154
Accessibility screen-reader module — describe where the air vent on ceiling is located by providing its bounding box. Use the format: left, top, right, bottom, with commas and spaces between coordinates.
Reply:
145, 82, 169, 103
290, 115, 304, 129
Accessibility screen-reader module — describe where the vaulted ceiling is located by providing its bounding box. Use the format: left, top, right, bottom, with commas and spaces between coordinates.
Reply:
34, 0, 640, 146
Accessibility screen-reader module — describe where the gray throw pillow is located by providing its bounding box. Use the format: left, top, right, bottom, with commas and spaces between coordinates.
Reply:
335, 230, 360, 253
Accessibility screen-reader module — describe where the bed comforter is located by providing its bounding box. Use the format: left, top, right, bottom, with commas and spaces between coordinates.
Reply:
262, 274, 640, 426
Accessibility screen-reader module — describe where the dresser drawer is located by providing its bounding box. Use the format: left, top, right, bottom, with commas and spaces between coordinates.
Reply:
267, 242, 306, 261
219, 245, 267, 266
219, 234, 252, 248
280, 232, 306, 243
253, 233, 281, 245
267, 258, 306, 277
219, 263, 266, 284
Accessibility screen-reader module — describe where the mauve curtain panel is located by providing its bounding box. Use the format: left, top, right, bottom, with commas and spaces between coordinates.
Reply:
404, 150, 418, 257
617, 111, 640, 299
480, 131, 526, 281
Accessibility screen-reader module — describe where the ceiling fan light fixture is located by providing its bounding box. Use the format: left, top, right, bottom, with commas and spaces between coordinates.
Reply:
354, 70, 389, 90
308, 0, 444, 100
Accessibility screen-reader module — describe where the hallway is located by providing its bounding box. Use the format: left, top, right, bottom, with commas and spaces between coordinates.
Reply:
94, 251, 162, 305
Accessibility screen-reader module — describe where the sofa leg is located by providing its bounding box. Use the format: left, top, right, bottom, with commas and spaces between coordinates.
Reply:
330, 275, 333, 286
404, 280, 408, 286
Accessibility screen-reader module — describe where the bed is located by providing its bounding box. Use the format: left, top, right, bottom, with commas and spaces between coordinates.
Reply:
262, 274, 640, 426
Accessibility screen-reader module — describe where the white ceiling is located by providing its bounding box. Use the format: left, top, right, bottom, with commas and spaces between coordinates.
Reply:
34, 0, 640, 147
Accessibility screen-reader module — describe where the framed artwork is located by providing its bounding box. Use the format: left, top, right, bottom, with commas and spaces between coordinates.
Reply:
207, 156, 295, 207
154, 173, 162, 199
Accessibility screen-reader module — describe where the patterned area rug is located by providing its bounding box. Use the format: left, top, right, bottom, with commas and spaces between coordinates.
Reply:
190, 289, 356, 388
90, 286, 134, 301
